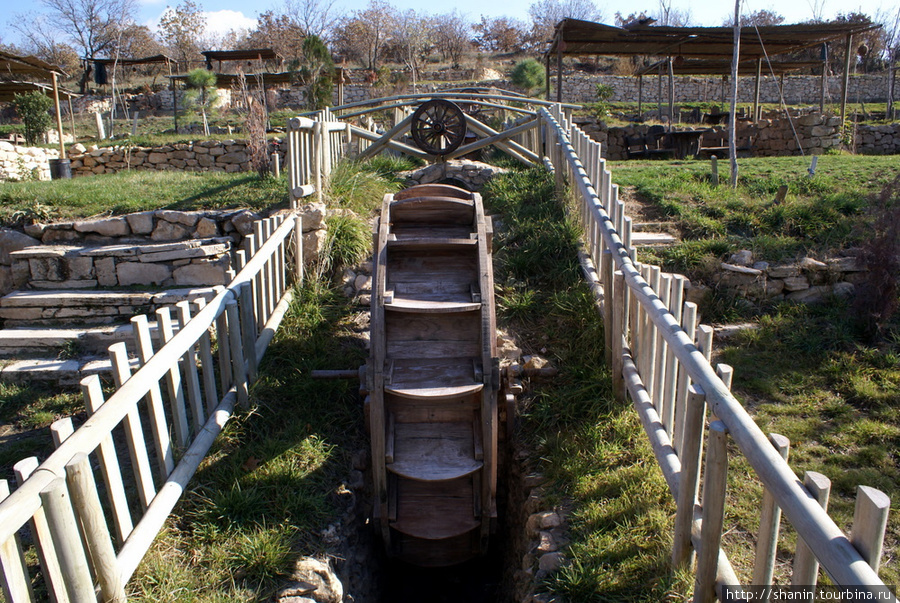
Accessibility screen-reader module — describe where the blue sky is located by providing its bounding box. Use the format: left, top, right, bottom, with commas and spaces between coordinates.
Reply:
0, 0, 894, 49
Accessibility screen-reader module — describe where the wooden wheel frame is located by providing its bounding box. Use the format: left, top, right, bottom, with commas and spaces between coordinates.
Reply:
410, 99, 467, 156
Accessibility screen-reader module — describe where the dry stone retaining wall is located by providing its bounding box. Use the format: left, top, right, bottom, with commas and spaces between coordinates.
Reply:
0, 142, 60, 181
0, 204, 328, 297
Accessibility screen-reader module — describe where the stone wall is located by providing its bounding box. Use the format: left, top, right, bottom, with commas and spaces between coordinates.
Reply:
0, 142, 60, 181
853, 123, 900, 154
710, 250, 867, 305
578, 112, 846, 160
0, 205, 328, 297
64, 139, 287, 177
559, 73, 897, 105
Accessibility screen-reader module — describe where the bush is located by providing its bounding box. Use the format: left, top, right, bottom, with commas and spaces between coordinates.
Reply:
12, 92, 53, 145
510, 59, 545, 96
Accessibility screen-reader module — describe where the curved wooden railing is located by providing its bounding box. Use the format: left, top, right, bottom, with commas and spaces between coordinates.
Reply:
536, 105, 894, 601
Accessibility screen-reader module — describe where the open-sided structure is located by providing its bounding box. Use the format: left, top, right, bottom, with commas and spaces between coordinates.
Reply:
545, 19, 882, 121
0, 50, 69, 157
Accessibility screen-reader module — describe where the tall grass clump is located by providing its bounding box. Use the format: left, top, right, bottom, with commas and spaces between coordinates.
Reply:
324, 159, 405, 215
483, 167, 688, 600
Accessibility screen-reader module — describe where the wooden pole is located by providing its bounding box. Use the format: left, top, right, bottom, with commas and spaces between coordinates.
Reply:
820, 43, 828, 114
667, 57, 675, 126
556, 37, 563, 103
753, 58, 762, 123
695, 421, 729, 603
840, 34, 853, 125
638, 75, 643, 117
39, 478, 96, 603
752, 433, 791, 586
792, 471, 831, 586
0, 480, 34, 602
672, 384, 707, 568
728, 1, 741, 188
850, 486, 890, 572
51, 73, 66, 159
545, 54, 551, 101
65, 454, 127, 603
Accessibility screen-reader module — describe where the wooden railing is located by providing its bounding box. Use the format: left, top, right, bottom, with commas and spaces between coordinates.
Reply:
287, 107, 348, 206
539, 105, 894, 601
0, 213, 304, 602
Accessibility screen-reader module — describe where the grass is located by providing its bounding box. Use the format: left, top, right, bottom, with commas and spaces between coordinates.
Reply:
0, 171, 291, 226
483, 167, 691, 601
611, 155, 898, 275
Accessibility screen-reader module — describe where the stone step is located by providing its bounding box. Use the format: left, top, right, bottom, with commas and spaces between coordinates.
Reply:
630, 232, 678, 247
0, 355, 140, 386
0, 286, 223, 328
0, 322, 172, 357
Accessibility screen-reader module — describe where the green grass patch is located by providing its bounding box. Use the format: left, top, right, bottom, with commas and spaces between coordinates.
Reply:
0, 171, 291, 225
483, 167, 690, 601
611, 155, 898, 274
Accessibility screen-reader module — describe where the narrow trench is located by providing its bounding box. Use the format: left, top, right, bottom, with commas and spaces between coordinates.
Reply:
332, 431, 530, 603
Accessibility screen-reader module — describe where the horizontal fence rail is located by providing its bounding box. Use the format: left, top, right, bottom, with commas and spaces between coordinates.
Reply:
0, 212, 304, 602
287, 107, 348, 205
539, 105, 894, 601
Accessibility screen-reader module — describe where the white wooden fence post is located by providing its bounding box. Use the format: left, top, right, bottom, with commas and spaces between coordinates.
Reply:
0, 480, 34, 602
752, 433, 791, 587
132, 314, 176, 479
792, 471, 831, 586
850, 486, 890, 572
65, 453, 127, 603
673, 384, 707, 569
39, 478, 95, 603
695, 420, 729, 603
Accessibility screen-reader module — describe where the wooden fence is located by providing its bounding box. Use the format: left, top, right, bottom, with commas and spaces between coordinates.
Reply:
287, 107, 348, 206
0, 213, 304, 602
537, 105, 894, 601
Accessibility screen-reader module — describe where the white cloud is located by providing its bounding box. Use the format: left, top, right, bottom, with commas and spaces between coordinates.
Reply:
203, 9, 257, 36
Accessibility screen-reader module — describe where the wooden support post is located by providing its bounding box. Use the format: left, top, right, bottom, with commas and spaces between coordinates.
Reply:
191, 298, 220, 414
65, 453, 127, 603
602, 249, 614, 366
611, 271, 626, 401
752, 433, 791, 587
662, 275, 685, 435
695, 421, 729, 603
711, 155, 719, 187
850, 486, 891, 572
792, 471, 831, 586
673, 384, 707, 569
0, 480, 34, 602
108, 342, 156, 509
653, 273, 671, 411
51, 73, 66, 159
673, 302, 698, 455
80, 375, 133, 544
131, 314, 176, 480
216, 308, 233, 394
156, 307, 190, 448
638, 75, 643, 117
753, 58, 762, 123
14, 458, 67, 603
840, 34, 853, 126
240, 282, 259, 383
226, 299, 250, 407
175, 301, 206, 431
39, 478, 95, 603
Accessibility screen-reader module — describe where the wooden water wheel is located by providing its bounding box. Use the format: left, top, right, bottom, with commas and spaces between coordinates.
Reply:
367, 183, 499, 566
410, 99, 467, 156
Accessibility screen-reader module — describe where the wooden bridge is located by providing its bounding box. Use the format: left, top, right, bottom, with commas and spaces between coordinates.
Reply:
0, 92, 893, 601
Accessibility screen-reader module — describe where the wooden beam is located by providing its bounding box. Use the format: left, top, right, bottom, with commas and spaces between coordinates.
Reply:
348, 125, 431, 159
840, 33, 853, 125
51, 73, 65, 160
358, 112, 416, 159
444, 118, 538, 161
753, 58, 762, 122
463, 115, 539, 163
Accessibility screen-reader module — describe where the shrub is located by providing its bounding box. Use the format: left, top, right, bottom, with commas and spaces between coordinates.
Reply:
296, 35, 334, 111
12, 92, 53, 145
184, 68, 218, 135
510, 59, 545, 96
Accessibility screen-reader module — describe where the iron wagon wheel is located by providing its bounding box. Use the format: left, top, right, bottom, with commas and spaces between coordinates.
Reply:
410, 99, 467, 156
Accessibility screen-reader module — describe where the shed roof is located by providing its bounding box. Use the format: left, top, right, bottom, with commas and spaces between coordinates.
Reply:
0, 81, 79, 102
0, 50, 66, 79
91, 54, 177, 66
547, 19, 881, 60
200, 49, 282, 63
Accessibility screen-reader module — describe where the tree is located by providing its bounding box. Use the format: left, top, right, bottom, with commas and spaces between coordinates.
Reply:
432, 11, 471, 66
17, 0, 137, 92
389, 10, 432, 84
184, 68, 217, 135
332, 0, 397, 71
296, 34, 334, 110
242, 11, 307, 60
282, 0, 336, 39
830, 13, 883, 73
510, 58, 545, 95
737, 9, 785, 26
13, 92, 54, 146
473, 16, 533, 53
158, 0, 206, 66
655, 0, 692, 26
529, 0, 603, 44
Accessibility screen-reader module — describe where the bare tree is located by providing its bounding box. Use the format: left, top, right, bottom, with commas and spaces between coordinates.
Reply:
432, 11, 471, 66
14, 14, 82, 75
807, 0, 827, 23
390, 10, 432, 84
282, 0, 336, 39
655, 0, 692, 27
158, 0, 207, 67
737, 9, 784, 26
241, 11, 306, 60
332, 0, 396, 71
473, 16, 533, 53
529, 0, 603, 44
17, 0, 136, 91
